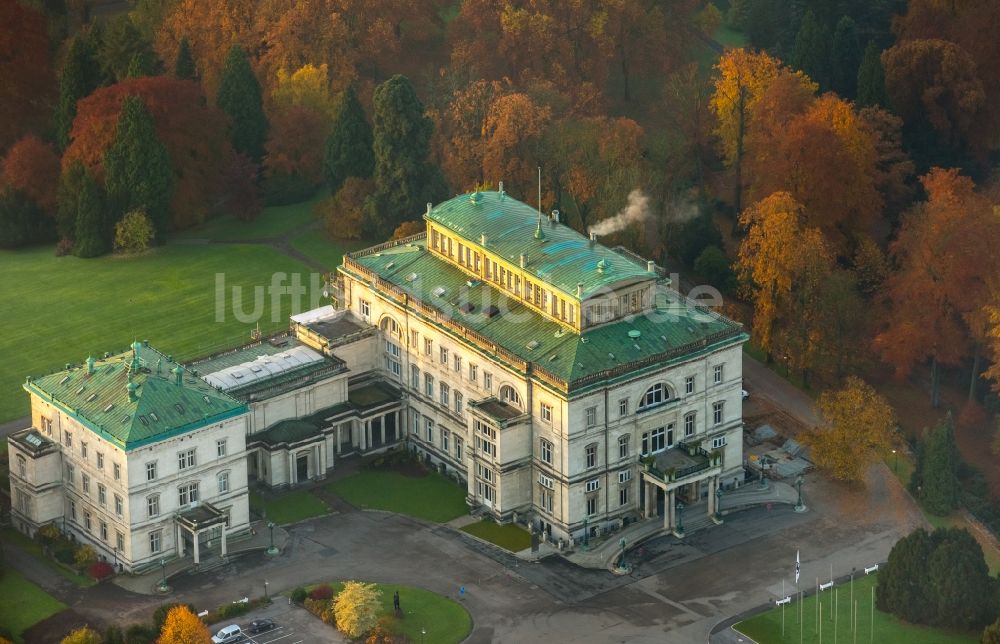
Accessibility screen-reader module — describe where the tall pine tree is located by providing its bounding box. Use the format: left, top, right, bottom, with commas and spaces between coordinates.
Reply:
55, 35, 99, 150
126, 51, 156, 78
72, 171, 107, 257
104, 95, 174, 237
365, 75, 445, 239
830, 16, 861, 98
792, 11, 831, 88
216, 44, 268, 164
174, 36, 196, 80
920, 415, 961, 515
324, 85, 374, 194
857, 41, 889, 109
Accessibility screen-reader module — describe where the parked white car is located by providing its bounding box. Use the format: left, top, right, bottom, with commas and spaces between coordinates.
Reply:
212, 625, 243, 643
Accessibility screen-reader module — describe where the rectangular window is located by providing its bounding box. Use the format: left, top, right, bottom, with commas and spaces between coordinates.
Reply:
218, 471, 229, 494
618, 435, 629, 459
66, 464, 75, 487
586, 406, 597, 427
410, 365, 420, 390
483, 371, 493, 392
469, 363, 478, 384
586, 496, 597, 516
96, 452, 104, 469
82, 473, 90, 494
619, 398, 628, 417
713, 364, 724, 384
64, 431, 72, 447
217, 439, 227, 457
454, 354, 462, 372
116, 531, 124, 552
146, 461, 157, 481
540, 402, 552, 423
685, 413, 696, 437
618, 469, 632, 483
359, 298, 371, 321
149, 530, 161, 554
540, 439, 553, 464
147, 495, 159, 517
538, 473, 554, 489
585, 479, 600, 492
100, 521, 108, 542
177, 449, 196, 470
585, 444, 597, 469
440, 346, 449, 365
685, 376, 695, 394
440, 382, 450, 407
713, 401, 724, 426
474, 420, 496, 457
410, 329, 419, 347
424, 338, 433, 356
620, 486, 629, 507
98, 483, 106, 507
441, 429, 449, 452
454, 437, 463, 462
70, 500, 76, 519
113, 463, 121, 481
424, 373, 434, 397
81, 442, 88, 458
178, 483, 199, 506
454, 391, 463, 416
84, 511, 92, 532
713, 436, 728, 449
384, 340, 401, 378
41, 416, 52, 434
114, 494, 123, 516
540, 489, 553, 513
425, 418, 434, 443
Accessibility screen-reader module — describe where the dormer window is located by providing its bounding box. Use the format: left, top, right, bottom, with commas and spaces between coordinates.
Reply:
638, 383, 670, 411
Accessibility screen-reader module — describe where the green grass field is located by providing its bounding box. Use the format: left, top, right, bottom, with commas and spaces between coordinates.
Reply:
327, 470, 468, 523
735, 573, 978, 644
250, 489, 330, 525
1, 528, 95, 587
173, 193, 325, 241
289, 231, 367, 272
0, 244, 313, 423
0, 567, 66, 642
461, 519, 531, 552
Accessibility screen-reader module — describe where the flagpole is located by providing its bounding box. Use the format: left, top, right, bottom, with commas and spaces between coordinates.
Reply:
782, 579, 785, 637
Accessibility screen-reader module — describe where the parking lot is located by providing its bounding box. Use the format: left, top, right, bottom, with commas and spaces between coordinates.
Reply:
209, 599, 345, 644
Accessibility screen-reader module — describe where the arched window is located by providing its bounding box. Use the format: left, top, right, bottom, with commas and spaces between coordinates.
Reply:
498, 385, 522, 409
380, 317, 402, 379
217, 470, 230, 494
379, 316, 401, 338
638, 383, 671, 411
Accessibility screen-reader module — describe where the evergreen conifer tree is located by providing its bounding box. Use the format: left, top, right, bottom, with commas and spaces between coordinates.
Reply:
324, 85, 374, 194
792, 11, 831, 88
830, 16, 861, 98
921, 415, 961, 515
0, 189, 51, 249
55, 35, 99, 150
126, 50, 156, 78
216, 44, 268, 164
72, 171, 107, 257
174, 37, 196, 80
365, 75, 446, 239
104, 95, 174, 236
857, 40, 889, 108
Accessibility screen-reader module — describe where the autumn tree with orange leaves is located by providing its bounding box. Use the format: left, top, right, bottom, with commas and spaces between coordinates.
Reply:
874, 168, 1000, 406
2, 135, 60, 215
158, 605, 211, 644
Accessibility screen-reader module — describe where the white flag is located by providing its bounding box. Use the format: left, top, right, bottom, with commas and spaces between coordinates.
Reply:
795, 550, 800, 584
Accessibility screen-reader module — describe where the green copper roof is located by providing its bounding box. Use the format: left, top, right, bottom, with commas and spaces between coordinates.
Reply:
25, 344, 246, 450
425, 191, 654, 299
342, 239, 746, 391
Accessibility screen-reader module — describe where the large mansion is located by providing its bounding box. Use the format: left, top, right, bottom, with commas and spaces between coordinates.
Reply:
8, 190, 747, 570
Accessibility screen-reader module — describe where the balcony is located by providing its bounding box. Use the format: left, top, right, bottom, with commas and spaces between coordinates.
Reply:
639, 442, 720, 484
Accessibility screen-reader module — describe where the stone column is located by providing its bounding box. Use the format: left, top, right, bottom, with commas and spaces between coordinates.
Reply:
664, 489, 673, 531
220, 523, 227, 557
380, 414, 387, 445
287, 452, 295, 485
336, 425, 342, 455
643, 479, 653, 518
707, 476, 716, 516
394, 410, 401, 442
362, 420, 369, 451
176, 524, 184, 556
193, 531, 200, 565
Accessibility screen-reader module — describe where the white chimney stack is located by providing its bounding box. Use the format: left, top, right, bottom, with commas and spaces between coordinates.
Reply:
520, 254, 528, 268
426, 202, 432, 215
551, 210, 560, 223
647, 260, 656, 273
589, 232, 597, 243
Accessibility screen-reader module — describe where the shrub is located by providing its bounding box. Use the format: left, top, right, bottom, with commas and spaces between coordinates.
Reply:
334, 581, 382, 639
103, 624, 124, 644
55, 547, 76, 565
113, 209, 155, 254
303, 597, 332, 625
152, 603, 195, 632
74, 544, 98, 567
365, 616, 399, 644
123, 623, 158, 644
309, 584, 334, 601
322, 177, 371, 240
55, 237, 74, 256
291, 587, 308, 604
60, 626, 102, 644
88, 561, 114, 580
37, 523, 61, 543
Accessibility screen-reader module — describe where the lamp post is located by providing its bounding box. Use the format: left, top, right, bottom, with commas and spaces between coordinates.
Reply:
583, 516, 589, 549
618, 537, 626, 569
264, 579, 269, 601
794, 475, 807, 512
266, 521, 278, 556
758, 457, 769, 489
113, 547, 118, 571
891, 449, 897, 473
714, 486, 723, 522
675, 501, 685, 534
157, 558, 168, 592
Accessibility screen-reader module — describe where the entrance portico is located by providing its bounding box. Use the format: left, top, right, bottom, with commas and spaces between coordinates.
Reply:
639, 443, 722, 535
175, 503, 229, 565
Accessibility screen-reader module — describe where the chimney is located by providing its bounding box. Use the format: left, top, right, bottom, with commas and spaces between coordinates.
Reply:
576, 282, 583, 297
519, 254, 528, 268
647, 260, 656, 273
86, 356, 95, 375
172, 366, 184, 387
498, 181, 504, 194
426, 202, 432, 216
480, 233, 487, 246
589, 232, 597, 246
126, 381, 138, 402
551, 209, 560, 223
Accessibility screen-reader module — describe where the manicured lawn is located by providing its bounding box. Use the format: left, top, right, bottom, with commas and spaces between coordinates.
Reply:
0, 244, 311, 423
327, 470, 468, 523
250, 489, 330, 525
289, 231, 368, 272
313, 581, 471, 644
735, 573, 977, 644
461, 519, 531, 552
0, 567, 67, 642
1, 528, 95, 588
172, 193, 325, 241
